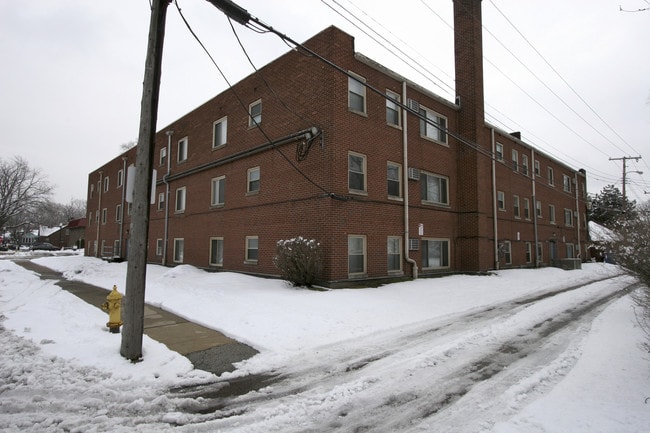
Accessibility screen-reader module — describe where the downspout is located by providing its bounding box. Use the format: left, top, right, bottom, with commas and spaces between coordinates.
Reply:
532, 149, 540, 267
402, 81, 418, 279
162, 130, 173, 266
96, 170, 103, 257
574, 172, 582, 259
119, 156, 127, 258
491, 128, 499, 270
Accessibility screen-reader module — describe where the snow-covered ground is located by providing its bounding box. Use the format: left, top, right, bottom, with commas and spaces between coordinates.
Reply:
0, 252, 648, 432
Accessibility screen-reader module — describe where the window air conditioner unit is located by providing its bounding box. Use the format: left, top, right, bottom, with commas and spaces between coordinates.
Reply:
407, 98, 420, 112
408, 167, 420, 181
409, 238, 420, 251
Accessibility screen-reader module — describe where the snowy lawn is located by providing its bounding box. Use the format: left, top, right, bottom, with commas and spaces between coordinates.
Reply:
0, 253, 648, 432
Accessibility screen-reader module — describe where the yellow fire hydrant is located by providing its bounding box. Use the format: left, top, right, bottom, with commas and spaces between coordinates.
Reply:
101, 285, 123, 333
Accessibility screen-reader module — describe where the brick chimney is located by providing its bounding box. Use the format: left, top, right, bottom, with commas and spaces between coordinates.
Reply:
453, 0, 492, 271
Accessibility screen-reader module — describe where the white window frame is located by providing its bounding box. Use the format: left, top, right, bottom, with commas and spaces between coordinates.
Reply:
101, 208, 107, 225
387, 161, 402, 199
386, 90, 400, 126
525, 242, 532, 263
549, 204, 556, 224
348, 72, 366, 114
523, 198, 530, 220
247, 167, 260, 194
512, 149, 519, 172
566, 243, 575, 259
421, 172, 449, 206
513, 194, 520, 218
160, 147, 167, 166
387, 236, 402, 273
156, 238, 163, 256
421, 238, 450, 270
211, 176, 226, 206
563, 174, 572, 192
348, 235, 367, 276
548, 167, 555, 186
348, 152, 367, 194
245, 236, 259, 264
177, 137, 188, 163
497, 191, 506, 211
213, 116, 227, 149
175, 187, 186, 213
534, 160, 540, 176
503, 240, 512, 264
115, 204, 122, 222
117, 169, 124, 188
158, 192, 165, 211
522, 154, 529, 176
564, 208, 574, 227
173, 238, 184, 263
210, 237, 224, 267
419, 105, 448, 144
249, 100, 262, 127
104, 176, 110, 192
495, 143, 504, 161
536, 200, 542, 218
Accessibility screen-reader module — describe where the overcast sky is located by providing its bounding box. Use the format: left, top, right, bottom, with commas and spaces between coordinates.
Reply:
1, 0, 648, 204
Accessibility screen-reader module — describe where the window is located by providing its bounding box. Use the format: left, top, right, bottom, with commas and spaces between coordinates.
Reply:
104, 177, 110, 192
115, 204, 122, 222
386, 90, 400, 126
563, 174, 572, 192
211, 176, 225, 206
249, 100, 262, 127
513, 195, 520, 218
101, 208, 107, 225
156, 239, 163, 256
537, 242, 544, 262
534, 160, 540, 176
210, 237, 224, 266
421, 172, 449, 205
247, 167, 260, 194
387, 236, 402, 272
548, 167, 554, 185
173, 238, 184, 263
564, 209, 573, 227
348, 235, 366, 275
348, 152, 366, 193
387, 162, 401, 198
157, 192, 165, 211
523, 198, 530, 220
422, 238, 450, 269
246, 236, 258, 263
178, 137, 188, 163
213, 116, 227, 148
503, 241, 512, 264
113, 240, 120, 256
419, 106, 447, 144
525, 242, 532, 263
566, 243, 575, 259
512, 150, 519, 172
88, 211, 92, 226
536, 200, 542, 218
348, 73, 366, 114
495, 143, 504, 161
549, 204, 556, 224
160, 147, 167, 166
90, 184, 94, 199
522, 154, 529, 176
175, 187, 186, 213
497, 191, 506, 211
117, 169, 124, 187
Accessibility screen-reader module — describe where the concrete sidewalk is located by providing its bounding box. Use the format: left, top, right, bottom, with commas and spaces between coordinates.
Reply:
14, 259, 258, 376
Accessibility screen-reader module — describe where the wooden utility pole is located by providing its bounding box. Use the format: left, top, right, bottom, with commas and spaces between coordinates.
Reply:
121, 0, 169, 361
609, 155, 642, 212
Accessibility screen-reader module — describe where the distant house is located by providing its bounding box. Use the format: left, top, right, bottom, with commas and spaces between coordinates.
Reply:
47, 218, 86, 249
85, 1, 589, 285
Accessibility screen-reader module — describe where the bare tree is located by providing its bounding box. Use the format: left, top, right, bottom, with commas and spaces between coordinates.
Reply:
0, 156, 53, 229
606, 201, 650, 351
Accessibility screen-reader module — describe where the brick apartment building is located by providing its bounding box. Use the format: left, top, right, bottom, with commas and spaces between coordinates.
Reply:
86, 0, 589, 286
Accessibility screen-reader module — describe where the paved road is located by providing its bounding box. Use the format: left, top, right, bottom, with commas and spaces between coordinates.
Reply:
13, 259, 258, 376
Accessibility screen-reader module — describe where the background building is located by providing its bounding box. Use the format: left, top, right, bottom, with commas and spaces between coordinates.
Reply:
86, 1, 589, 285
